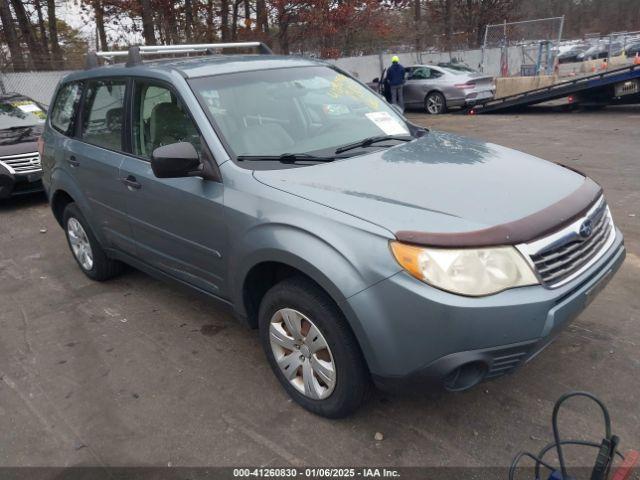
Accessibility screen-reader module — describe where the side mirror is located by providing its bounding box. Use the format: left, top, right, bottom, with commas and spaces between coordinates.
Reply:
151, 142, 201, 178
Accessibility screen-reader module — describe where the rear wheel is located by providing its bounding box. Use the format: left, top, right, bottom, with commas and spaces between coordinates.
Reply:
425, 91, 447, 114
259, 277, 369, 418
63, 203, 123, 281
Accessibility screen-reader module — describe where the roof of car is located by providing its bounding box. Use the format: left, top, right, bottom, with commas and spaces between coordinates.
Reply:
64, 54, 324, 82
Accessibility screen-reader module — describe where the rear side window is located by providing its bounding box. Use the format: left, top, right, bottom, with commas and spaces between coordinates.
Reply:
132, 81, 200, 159
50, 82, 82, 135
80, 79, 126, 151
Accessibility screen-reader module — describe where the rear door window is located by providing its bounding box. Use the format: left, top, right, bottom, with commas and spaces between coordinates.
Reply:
80, 79, 127, 151
50, 82, 82, 135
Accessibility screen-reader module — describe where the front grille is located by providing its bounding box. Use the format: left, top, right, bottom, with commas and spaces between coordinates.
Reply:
0, 152, 41, 174
523, 198, 614, 288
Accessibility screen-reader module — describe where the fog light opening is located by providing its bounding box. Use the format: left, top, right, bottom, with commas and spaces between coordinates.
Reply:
444, 361, 487, 392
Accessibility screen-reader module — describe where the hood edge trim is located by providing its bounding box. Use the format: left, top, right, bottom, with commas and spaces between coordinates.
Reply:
395, 177, 602, 248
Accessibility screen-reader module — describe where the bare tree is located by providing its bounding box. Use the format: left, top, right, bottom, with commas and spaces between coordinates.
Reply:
256, 0, 268, 34
140, 0, 156, 44
10, 0, 48, 69
220, 0, 230, 41
0, 0, 26, 70
206, 0, 215, 41
34, 0, 51, 60
47, 0, 63, 64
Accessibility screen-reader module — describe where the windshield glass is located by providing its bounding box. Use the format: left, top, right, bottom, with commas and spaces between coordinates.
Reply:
0, 98, 46, 130
189, 66, 409, 158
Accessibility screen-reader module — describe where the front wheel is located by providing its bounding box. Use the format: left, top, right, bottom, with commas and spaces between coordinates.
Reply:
425, 91, 447, 114
259, 277, 369, 418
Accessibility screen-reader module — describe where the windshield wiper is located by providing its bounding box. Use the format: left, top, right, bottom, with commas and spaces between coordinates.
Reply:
237, 153, 341, 163
334, 134, 413, 154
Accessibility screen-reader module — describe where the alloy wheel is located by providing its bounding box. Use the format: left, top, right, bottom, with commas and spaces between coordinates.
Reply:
426, 94, 444, 114
67, 217, 94, 271
269, 308, 336, 399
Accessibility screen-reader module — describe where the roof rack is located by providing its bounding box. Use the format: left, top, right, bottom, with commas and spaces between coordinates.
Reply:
84, 42, 273, 69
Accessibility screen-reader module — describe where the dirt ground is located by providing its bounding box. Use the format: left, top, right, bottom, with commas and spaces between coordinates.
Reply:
1, 106, 639, 472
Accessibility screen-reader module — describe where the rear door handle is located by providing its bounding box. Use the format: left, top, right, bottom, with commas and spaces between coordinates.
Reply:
120, 175, 142, 190
67, 155, 80, 167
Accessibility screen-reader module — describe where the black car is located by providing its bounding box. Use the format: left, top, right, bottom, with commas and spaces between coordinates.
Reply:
557, 45, 589, 64
0, 93, 46, 199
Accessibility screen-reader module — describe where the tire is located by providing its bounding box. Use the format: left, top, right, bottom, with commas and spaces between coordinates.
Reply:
425, 91, 447, 114
62, 203, 124, 281
259, 277, 369, 418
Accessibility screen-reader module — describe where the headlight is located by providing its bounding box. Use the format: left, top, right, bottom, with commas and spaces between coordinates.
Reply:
390, 241, 539, 296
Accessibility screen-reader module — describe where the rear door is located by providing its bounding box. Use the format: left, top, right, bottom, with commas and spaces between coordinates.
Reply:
63, 78, 136, 254
119, 78, 227, 297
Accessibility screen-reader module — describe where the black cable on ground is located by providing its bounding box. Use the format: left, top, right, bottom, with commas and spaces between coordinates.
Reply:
509, 391, 620, 480
552, 391, 612, 479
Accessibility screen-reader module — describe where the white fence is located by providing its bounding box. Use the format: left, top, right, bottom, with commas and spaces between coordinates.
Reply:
332, 46, 528, 82
0, 46, 537, 107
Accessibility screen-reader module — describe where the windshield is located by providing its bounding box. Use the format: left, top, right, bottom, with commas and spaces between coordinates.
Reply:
0, 98, 46, 130
189, 66, 409, 159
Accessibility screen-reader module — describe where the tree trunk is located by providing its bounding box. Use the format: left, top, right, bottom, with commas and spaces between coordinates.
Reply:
167, 5, 178, 44
10, 0, 48, 69
92, 0, 108, 50
0, 0, 26, 70
206, 0, 215, 41
413, 0, 421, 51
47, 0, 63, 65
231, 0, 239, 40
34, 0, 51, 64
256, 0, 268, 34
220, 0, 230, 41
244, 0, 251, 30
140, 0, 156, 45
443, 0, 453, 51
277, 7, 289, 54
185, 0, 194, 42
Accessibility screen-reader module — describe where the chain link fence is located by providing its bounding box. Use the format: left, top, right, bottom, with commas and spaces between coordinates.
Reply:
0, 69, 72, 107
481, 17, 565, 76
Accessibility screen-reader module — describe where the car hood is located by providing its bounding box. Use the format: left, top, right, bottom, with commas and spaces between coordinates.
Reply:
253, 131, 589, 241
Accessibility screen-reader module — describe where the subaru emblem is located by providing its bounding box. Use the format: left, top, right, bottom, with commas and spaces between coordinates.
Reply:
579, 219, 593, 238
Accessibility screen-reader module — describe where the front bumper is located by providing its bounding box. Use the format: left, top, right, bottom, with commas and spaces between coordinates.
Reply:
0, 170, 43, 199
345, 229, 625, 392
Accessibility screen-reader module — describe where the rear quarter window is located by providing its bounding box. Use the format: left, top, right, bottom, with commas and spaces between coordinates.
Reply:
50, 82, 83, 135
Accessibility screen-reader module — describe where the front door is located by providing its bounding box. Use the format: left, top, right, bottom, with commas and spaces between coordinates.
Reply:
119, 79, 228, 297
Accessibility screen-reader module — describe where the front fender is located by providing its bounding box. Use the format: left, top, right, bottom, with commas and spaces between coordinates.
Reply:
230, 222, 371, 315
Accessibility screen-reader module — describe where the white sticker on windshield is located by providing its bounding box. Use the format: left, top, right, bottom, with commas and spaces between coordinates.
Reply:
365, 111, 409, 135
16, 103, 41, 113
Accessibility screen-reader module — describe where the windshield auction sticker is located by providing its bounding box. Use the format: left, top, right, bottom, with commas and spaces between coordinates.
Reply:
11, 101, 46, 120
365, 112, 409, 135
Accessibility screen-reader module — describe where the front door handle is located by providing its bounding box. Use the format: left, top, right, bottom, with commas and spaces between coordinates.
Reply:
67, 155, 80, 167
120, 175, 142, 190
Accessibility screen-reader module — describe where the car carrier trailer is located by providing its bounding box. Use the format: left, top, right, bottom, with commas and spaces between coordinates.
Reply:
469, 63, 640, 114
